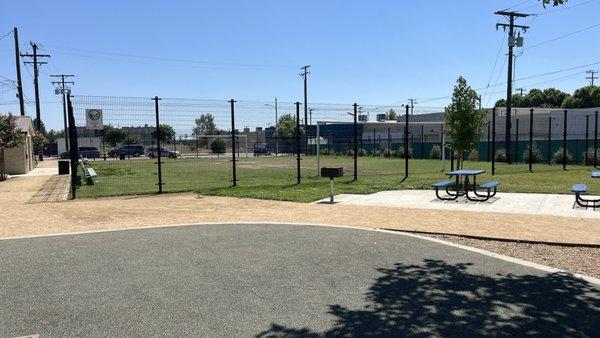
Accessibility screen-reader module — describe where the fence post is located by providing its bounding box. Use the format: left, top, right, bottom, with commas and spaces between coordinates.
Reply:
421, 125, 425, 160
66, 93, 79, 199
487, 122, 491, 162
373, 129, 376, 155
230, 99, 237, 186
492, 107, 496, 175
529, 108, 533, 173
585, 115, 589, 165
295, 102, 301, 184
563, 109, 567, 171
515, 118, 519, 164
352, 103, 358, 181
152, 96, 163, 193
548, 116, 552, 165
595, 110, 599, 167
404, 104, 409, 178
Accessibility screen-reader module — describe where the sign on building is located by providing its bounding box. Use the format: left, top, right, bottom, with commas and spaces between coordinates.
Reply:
85, 109, 103, 130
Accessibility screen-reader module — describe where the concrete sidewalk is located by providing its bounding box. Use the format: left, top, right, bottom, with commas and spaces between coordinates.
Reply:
316, 190, 600, 219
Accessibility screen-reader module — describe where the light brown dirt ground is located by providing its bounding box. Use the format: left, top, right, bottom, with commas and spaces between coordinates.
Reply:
1, 165, 600, 246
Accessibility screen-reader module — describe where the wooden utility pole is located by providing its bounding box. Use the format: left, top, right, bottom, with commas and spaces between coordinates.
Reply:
13, 28, 25, 116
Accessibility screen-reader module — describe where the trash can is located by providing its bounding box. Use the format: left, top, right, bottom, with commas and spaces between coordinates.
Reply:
58, 159, 70, 175
119, 153, 125, 160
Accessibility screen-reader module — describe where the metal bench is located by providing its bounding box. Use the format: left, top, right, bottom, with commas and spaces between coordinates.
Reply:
467, 180, 500, 202
81, 166, 97, 186
572, 183, 599, 208
432, 179, 457, 201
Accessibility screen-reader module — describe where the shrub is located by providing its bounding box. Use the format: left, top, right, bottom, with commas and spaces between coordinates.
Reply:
210, 137, 226, 154
382, 148, 392, 157
357, 148, 367, 157
468, 149, 478, 162
522, 144, 544, 163
552, 147, 572, 164
397, 145, 414, 159
346, 149, 354, 156
494, 148, 507, 162
583, 148, 600, 166
430, 145, 441, 159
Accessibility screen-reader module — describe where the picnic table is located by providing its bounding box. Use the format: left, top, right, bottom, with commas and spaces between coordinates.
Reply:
433, 169, 500, 202
572, 171, 600, 207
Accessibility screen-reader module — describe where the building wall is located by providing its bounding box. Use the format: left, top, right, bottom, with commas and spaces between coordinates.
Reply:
4, 134, 33, 175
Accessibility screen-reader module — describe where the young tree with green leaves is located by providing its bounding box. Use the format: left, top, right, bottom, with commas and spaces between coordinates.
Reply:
274, 114, 304, 144
101, 125, 127, 146
385, 109, 397, 121
156, 124, 176, 144
444, 76, 486, 170
192, 113, 217, 136
0, 115, 23, 181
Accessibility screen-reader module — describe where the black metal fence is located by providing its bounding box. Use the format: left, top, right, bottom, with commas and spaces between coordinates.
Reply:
64, 94, 600, 198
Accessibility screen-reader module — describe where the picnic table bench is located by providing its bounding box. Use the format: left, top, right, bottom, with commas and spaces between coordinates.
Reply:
433, 169, 500, 202
79, 160, 97, 186
572, 172, 600, 208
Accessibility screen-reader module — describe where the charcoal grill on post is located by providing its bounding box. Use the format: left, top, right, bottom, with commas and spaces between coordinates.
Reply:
321, 167, 344, 203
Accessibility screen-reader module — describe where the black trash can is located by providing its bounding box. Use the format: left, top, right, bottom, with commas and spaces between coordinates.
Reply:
58, 159, 70, 175
119, 153, 126, 160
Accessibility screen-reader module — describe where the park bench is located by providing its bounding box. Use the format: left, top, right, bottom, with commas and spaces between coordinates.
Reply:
432, 179, 457, 201
79, 160, 97, 186
572, 183, 600, 208
468, 180, 500, 202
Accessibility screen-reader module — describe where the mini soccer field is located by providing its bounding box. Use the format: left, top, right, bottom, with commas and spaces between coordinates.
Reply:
76, 155, 600, 202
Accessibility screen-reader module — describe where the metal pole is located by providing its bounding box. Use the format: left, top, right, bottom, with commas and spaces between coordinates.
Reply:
492, 107, 496, 175
548, 116, 552, 165
404, 104, 409, 178
153, 96, 163, 193
316, 122, 320, 175
487, 122, 491, 162
441, 124, 445, 171
529, 108, 533, 173
275, 97, 278, 156
515, 118, 519, 164
585, 115, 589, 165
230, 99, 237, 186
595, 111, 599, 167
295, 102, 301, 184
421, 125, 425, 160
353, 103, 358, 181
66, 93, 78, 199
563, 109, 567, 170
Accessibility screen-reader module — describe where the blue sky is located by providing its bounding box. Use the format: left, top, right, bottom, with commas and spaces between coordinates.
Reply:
1, 0, 599, 130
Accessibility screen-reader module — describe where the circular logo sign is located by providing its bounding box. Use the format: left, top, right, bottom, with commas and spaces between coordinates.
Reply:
87, 109, 101, 121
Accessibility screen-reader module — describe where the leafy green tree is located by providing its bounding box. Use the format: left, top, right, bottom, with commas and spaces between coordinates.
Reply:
210, 137, 226, 154
101, 125, 127, 146
541, 0, 567, 8
444, 76, 486, 169
542, 88, 568, 108
385, 109, 397, 120
0, 115, 23, 181
274, 114, 304, 143
32, 118, 46, 135
156, 124, 176, 144
192, 113, 217, 136
123, 133, 140, 145
32, 133, 47, 157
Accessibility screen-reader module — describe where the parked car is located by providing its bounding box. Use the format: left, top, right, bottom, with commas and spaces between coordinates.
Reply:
59, 146, 101, 159
145, 147, 180, 159
253, 143, 270, 156
108, 144, 145, 158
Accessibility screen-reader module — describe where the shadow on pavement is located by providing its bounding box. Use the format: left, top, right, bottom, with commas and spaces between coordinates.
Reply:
257, 259, 600, 337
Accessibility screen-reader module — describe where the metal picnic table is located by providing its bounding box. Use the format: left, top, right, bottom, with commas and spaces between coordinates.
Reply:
439, 169, 500, 202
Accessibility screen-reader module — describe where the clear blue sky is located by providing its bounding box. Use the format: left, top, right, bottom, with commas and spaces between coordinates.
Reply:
1, 0, 600, 130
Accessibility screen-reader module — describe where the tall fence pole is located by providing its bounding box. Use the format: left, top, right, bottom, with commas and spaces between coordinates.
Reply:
547, 117, 552, 165
563, 109, 567, 171
352, 103, 358, 181
529, 108, 533, 173
515, 118, 519, 164
66, 93, 79, 199
487, 122, 491, 162
153, 96, 163, 193
595, 111, 599, 167
421, 125, 425, 160
585, 115, 589, 165
295, 102, 301, 184
372, 129, 376, 155
230, 99, 237, 187
404, 104, 409, 178
492, 107, 496, 175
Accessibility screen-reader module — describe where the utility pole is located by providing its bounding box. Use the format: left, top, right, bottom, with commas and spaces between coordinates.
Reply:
13, 28, 25, 116
408, 98, 416, 115
309, 108, 314, 125
495, 10, 529, 164
477, 95, 482, 111
300, 65, 310, 155
586, 70, 598, 86
51, 74, 75, 152
21, 42, 50, 161
516, 88, 526, 96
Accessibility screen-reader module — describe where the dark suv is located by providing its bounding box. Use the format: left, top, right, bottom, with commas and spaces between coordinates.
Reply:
108, 144, 145, 158
60, 146, 101, 159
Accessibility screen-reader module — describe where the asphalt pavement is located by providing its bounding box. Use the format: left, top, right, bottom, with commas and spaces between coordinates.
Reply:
1, 223, 598, 337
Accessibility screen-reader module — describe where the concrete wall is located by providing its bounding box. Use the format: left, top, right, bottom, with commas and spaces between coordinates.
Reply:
4, 134, 34, 175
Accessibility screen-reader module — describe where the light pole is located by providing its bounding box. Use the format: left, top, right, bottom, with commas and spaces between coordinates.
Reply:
265, 98, 279, 155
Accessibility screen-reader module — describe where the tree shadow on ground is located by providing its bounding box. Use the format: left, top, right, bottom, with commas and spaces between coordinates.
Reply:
256, 259, 600, 337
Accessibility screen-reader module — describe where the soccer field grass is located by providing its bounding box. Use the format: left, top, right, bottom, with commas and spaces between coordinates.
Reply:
77, 155, 600, 202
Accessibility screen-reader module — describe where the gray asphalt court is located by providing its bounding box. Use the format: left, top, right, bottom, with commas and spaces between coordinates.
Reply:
1, 223, 599, 337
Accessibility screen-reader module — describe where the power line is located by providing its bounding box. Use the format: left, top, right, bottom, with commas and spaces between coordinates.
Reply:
524, 22, 600, 50
587, 70, 599, 86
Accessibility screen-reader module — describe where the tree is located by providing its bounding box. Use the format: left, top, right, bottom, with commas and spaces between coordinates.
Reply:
32, 133, 47, 157
541, 0, 567, 8
274, 114, 304, 143
32, 118, 46, 135
192, 113, 217, 136
444, 76, 486, 169
210, 137, 226, 154
385, 109, 397, 121
123, 133, 140, 145
154, 124, 176, 144
0, 115, 23, 181
101, 125, 127, 147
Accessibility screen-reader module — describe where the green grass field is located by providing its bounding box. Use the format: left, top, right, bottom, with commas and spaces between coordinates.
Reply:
77, 155, 600, 202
